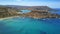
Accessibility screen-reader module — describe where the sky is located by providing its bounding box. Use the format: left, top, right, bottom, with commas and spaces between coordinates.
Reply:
0, 0, 60, 8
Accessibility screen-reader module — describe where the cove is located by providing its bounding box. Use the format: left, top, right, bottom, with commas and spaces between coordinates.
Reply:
0, 17, 60, 34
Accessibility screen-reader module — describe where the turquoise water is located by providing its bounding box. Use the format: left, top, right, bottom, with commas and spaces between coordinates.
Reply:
0, 17, 60, 34
0, 9, 60, 34
21, 10, 31, 13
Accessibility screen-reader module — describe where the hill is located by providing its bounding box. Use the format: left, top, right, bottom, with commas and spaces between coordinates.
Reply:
0, 5, 52, 10
0, 6, 18, 18
0, 5, 58, 18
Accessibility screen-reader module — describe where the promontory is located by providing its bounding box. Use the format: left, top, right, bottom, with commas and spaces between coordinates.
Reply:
0, 5, 60, 19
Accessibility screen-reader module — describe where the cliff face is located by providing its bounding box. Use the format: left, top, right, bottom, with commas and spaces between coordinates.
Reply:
25, 10, 60, 18
0, 7, 18, 18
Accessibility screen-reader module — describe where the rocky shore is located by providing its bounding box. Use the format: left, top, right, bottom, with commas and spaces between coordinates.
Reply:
0, 6, 60, 19
24, 10, 60, 19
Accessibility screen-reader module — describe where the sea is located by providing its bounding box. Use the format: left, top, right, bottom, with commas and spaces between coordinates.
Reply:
0, 8, 60, 34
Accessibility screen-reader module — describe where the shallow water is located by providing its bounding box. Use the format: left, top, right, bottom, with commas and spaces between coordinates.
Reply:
0, 9, 60, 34
21, 10, 31, 13
0, 17, 60, 34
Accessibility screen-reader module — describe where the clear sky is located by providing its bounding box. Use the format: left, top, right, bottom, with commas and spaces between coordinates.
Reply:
0, 0, 60, 8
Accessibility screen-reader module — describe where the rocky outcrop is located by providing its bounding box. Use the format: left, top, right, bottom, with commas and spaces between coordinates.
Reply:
0, 5, 59, 19
24, 10, 60, 18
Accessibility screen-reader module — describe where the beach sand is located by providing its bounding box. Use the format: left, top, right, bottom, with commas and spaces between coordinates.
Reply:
0, 16, 20, 20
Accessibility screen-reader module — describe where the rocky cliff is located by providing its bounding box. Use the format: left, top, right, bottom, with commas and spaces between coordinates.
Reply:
24, 10, 60, 18
0, 5, 59, 19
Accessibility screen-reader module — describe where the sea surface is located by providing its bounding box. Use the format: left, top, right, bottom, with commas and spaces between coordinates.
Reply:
0, 8, 60, 34
49, 8, 60, 15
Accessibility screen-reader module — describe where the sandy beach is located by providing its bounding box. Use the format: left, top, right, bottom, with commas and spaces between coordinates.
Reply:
0, 16, 20, 20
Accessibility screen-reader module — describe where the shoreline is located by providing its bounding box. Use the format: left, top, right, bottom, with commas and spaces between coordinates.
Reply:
0, 16, 20, 20
0, 15, 60, 21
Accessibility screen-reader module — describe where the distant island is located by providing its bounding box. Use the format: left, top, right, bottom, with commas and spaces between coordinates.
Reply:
0, 5, 60, 19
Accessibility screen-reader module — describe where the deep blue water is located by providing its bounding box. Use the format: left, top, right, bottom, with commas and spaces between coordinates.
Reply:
49, 8, 60, 15
0, 9, 60, 34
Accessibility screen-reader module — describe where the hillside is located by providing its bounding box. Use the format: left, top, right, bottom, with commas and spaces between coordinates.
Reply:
0, 7, 18, 18
0, 5, 59, 18
0, 5, 52, 10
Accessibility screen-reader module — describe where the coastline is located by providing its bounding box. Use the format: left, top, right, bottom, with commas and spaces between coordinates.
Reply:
0, 16, 20, 20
